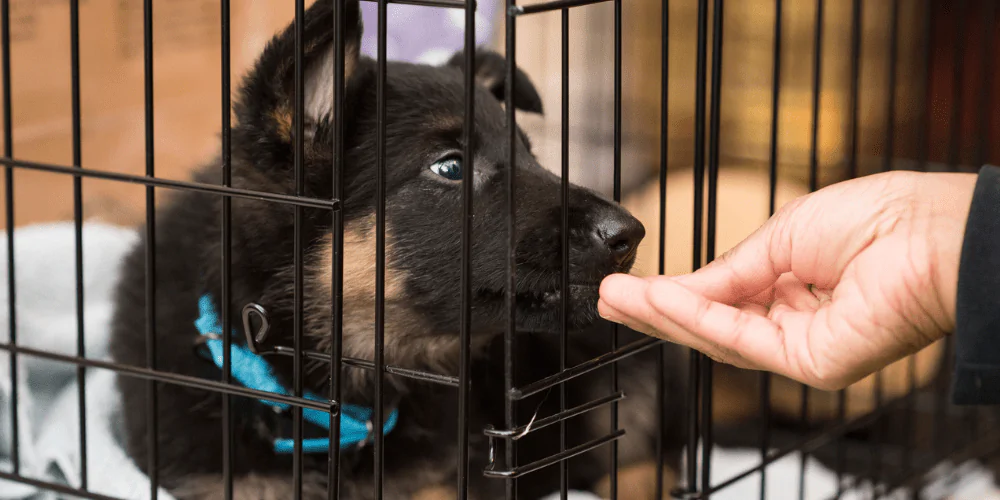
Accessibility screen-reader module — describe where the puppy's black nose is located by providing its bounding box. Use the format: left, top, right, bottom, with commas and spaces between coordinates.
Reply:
595, 209, 645, 267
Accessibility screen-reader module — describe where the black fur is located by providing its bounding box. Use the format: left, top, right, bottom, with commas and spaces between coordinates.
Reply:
109, 2, 686, 498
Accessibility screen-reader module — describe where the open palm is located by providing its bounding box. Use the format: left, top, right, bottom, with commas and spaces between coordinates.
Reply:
599, 171, 974, 390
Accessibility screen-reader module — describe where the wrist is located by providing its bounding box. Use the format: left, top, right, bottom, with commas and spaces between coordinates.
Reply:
920, 172, 977, 334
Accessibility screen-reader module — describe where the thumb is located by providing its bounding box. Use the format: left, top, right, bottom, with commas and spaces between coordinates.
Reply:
669, 208, 794, 304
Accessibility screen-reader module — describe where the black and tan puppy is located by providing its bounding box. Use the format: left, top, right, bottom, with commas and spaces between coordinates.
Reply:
109, 1, 687, 498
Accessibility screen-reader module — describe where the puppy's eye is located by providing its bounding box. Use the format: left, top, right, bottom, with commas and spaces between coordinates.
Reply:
429, 157, 463, 181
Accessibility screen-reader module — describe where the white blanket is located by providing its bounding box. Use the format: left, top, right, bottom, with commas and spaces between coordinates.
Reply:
0, 222, 996, 500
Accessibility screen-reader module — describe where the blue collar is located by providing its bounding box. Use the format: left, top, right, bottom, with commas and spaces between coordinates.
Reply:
194, 294, 398, 454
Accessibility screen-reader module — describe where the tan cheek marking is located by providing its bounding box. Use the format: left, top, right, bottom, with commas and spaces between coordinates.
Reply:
593, 462, 678, 500
269, 109, 294, 140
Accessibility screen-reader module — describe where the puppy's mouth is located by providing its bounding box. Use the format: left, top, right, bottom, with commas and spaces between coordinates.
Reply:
478, 284, 600, 309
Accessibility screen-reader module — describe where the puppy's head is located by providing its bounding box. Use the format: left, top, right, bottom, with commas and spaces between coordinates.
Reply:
232, 0, 644, 370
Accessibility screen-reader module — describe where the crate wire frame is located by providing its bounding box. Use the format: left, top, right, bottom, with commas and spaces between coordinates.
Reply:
0, 1, 997, 500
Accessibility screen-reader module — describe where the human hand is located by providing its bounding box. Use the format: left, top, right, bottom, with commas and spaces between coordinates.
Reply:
598, 171, 976, 391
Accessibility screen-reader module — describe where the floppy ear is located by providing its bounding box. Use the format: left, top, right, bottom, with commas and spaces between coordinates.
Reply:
235, 0, 363, 141
447, 49, 544, 115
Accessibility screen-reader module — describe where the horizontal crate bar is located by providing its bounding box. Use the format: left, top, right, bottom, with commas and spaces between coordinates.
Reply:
0, 342, 335, 413
509, 337, 660, 401
270, 345, 460, 386
510, 0, 610, 16
0, 158, 339, 211
0, 471, 120, 500
484, 391, 625, 440
483, 429, 626, 479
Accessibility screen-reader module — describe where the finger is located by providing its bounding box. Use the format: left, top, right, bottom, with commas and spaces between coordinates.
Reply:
599, 275, 748, 364
772, 273, 820, 311
644, 278, 802, 378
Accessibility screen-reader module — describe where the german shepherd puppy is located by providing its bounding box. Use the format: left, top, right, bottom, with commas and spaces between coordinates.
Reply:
109, 1, 687, 498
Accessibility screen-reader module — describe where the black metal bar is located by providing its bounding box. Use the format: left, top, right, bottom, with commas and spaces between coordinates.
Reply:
375, 0, 388, 495
293, 0, 306, 496
559, 5, 570, 499
1, 0, 17, 478
485, 392, 626, 440
483, 430, 627, 480
220, 0, 233, 498
142, 0, 158, 496
339, 355, 459, 386
702, 0, 724, 496
655, 0, 670, 497
511, 0, 610, 16
265, 345, 461, 386
457, 0, 476, 497
69, 0, 87, 490
0, 472, 122, 500
504, 0, 519, 496
761, 0, 782, 497
687, 0, 710, 493
610, 0, 623, 496
511, 337, 662, 401
0, 346, 335, 413
0, 158, 340, 210
329, 0, 347, 495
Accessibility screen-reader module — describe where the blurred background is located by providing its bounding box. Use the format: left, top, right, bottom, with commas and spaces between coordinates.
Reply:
0, 0, 995, 235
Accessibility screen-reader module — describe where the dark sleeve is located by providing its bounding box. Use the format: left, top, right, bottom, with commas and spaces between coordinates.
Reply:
952, 164, 1000, 405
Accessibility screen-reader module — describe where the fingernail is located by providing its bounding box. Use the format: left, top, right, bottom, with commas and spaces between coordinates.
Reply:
597, 299, 623, 324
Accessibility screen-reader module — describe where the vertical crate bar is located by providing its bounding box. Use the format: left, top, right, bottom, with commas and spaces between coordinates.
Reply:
1, 0, 16, 478
70, 0, 87, 490
655, 0, 669, 497
702, 0, 725, 496
559, 5, 570, 500
329, 0, 348, 497
504, 2, 519, 498
610, 0, 623, 496
761, 0, 782, 496
219, 0, 234, 498
686, 0, 710, 494
292, 0, 306, 497
142, 0, 158, 496
457, 0, 476, 496
375, 0, 388, 496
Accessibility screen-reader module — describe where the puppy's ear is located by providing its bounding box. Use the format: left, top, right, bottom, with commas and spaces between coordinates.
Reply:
236, 0, 363, 143
447, 49, 544, 115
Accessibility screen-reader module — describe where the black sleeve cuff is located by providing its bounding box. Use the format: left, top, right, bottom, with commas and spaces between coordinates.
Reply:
952, 165, 1000, 405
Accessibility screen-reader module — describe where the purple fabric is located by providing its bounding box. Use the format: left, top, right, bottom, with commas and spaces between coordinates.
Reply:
359, 1, 498, 65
